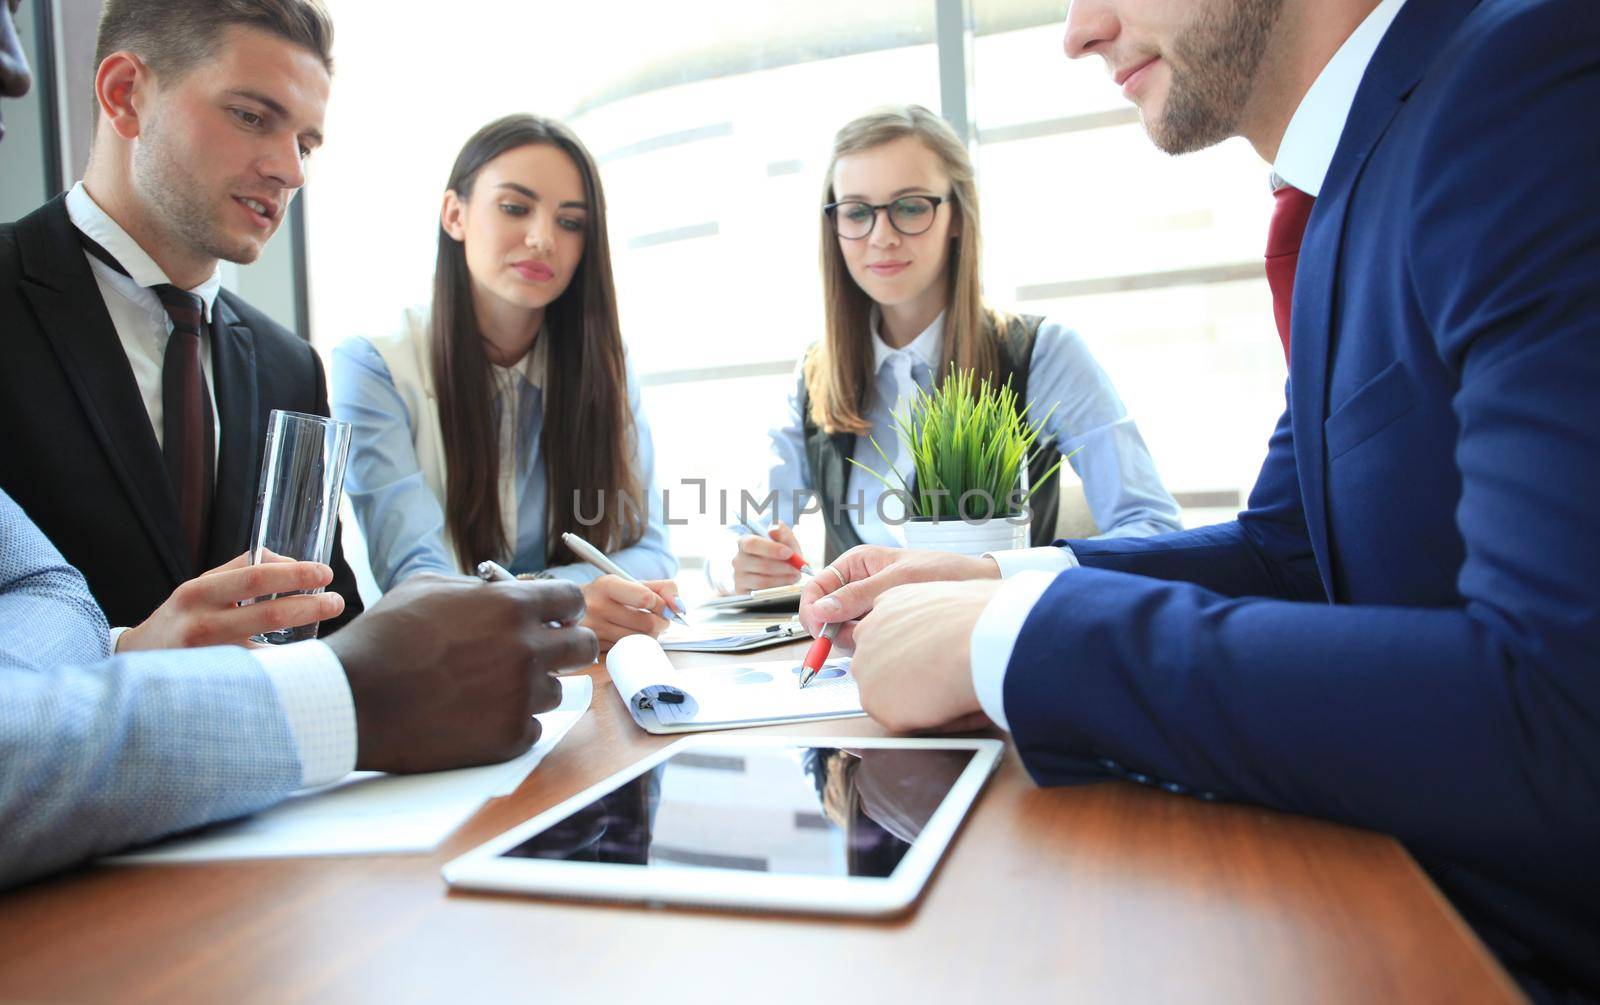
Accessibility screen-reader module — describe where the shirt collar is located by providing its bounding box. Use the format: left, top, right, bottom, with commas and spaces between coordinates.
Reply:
870, 308, 946, 374
490, 327, 548, 396
65, 181, 223, 321
1271, 0, 1407, 197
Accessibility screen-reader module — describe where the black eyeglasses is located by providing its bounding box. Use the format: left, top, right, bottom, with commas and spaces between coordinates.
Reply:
824, 195, 945, 239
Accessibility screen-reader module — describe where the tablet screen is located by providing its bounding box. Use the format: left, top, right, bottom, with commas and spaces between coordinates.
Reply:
499, 745, 977, 879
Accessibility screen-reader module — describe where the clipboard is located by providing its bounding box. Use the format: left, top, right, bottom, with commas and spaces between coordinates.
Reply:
658, 615, 809, 653
697, 583, 804, 613
607, 636, 865, 734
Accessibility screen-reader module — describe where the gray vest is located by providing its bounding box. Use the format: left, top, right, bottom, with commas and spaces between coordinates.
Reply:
800, 314, 1063, 564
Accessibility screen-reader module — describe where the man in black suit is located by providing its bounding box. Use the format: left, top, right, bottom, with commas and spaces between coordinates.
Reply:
0, 0, 362, 644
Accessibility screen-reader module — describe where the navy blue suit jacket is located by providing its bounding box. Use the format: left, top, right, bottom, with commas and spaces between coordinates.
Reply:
1003, 0, 1599, 996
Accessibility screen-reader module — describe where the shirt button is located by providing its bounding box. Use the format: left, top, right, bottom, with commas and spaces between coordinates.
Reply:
1160, 782, 1190, 795
1197, 791, 1219, 802
1128, 772, 1153, 785
1098, 757, 1122, 773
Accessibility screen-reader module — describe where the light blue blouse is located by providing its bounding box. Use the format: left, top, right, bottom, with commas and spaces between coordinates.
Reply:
331, 336, 675, 592
756, 312, 1183, 547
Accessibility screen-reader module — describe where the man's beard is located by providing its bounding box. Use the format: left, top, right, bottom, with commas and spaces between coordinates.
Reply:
1147, 0, 1286, 155
133, 109, 265, 267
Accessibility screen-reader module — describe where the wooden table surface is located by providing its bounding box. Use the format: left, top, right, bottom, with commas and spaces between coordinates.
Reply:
0, 642, 1523, 1004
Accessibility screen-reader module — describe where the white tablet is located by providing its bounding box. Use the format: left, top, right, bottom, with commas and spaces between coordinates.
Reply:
442, 734, 1004, 917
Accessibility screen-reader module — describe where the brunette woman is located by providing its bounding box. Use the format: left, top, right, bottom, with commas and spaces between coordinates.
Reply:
334, 115, 676, 650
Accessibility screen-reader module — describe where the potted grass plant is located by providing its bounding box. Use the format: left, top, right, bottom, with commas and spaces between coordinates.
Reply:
851, 365, 1070, 556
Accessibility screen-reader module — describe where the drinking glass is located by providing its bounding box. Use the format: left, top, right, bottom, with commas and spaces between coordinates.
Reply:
244, 409, 352, 644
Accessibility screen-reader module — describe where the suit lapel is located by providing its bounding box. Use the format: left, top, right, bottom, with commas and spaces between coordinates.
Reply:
16, 198, 189, 585
1289, 0, 1476, 597
205, 295, 261, 569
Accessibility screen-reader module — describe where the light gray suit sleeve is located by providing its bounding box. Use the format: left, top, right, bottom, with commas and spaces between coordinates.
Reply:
0, 491, 303, 889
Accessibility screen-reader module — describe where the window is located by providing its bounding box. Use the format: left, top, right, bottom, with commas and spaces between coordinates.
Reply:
308, 0, 1283, 583
972, 15, 1285, 521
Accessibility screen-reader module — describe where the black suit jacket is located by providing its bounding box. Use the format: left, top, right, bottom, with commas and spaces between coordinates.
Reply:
0, 195, 363, 633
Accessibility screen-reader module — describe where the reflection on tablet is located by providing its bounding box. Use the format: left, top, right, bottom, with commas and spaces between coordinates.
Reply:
500, 746, 976, 879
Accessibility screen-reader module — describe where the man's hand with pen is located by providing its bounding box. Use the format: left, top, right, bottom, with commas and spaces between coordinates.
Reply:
480, 555, 682, 654
327, 573, 598, 774
798, 545, 999, 731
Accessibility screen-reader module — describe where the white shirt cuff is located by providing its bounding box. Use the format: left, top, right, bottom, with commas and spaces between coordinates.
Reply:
251, 639, 357, 787
109, 626, 132, 652
969, 570, 1061, 733
987, 545, 1078, 579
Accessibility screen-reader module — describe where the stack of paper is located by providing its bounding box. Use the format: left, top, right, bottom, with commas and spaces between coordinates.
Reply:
111, 676, 593, 862
697, 582, 803, 612
659, 613, 807, 653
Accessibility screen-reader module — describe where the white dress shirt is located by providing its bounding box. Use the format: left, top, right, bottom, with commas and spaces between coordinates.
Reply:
64, 182, 224, 463
69, 182, 355, 786
969, 1, 1406, 733
1272, 0, 1408, 196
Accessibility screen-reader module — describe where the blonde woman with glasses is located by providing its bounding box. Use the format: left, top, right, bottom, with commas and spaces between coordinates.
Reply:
714, 104, 1181, 595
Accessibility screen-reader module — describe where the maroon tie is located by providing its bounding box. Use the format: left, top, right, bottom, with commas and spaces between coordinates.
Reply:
1265, 184, 1316, 361
153, 285, 215, 571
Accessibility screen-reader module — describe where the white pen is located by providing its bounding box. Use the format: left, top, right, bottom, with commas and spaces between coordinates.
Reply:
559, 531, 691, 627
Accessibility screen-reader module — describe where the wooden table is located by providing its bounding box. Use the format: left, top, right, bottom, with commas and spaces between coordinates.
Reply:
0, 643, 1522, 1004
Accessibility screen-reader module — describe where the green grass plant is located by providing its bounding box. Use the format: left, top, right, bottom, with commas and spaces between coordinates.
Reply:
850, 364, 1068, 521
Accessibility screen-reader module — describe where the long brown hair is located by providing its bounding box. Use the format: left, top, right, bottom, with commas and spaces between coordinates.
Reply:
806, 104, 1005, 435
432, 114, 643, 571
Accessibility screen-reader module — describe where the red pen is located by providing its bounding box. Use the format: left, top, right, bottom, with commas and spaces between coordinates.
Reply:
736, 515, 816, 577
798, 622, 840, 688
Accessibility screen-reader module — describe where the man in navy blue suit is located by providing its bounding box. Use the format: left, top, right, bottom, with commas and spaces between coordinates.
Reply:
799, 0, 1600, 997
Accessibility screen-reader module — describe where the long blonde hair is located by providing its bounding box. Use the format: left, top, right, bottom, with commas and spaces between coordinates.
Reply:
806, 104, 1004, 435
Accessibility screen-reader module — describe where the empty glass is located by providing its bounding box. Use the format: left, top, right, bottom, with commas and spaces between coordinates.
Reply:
244, 409, 352, 644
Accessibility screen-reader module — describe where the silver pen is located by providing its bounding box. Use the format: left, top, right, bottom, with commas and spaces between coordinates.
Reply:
475, 560, 518, 584
559, 531, 691, 627
477, 560, 563, 630
476, 560, 585, 659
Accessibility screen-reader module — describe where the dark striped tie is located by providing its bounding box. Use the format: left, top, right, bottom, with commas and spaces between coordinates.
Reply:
153, 285, 215, 570
77, 229, 214, 570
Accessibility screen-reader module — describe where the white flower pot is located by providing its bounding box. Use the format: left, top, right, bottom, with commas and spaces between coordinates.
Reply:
902, 516, 1029, 557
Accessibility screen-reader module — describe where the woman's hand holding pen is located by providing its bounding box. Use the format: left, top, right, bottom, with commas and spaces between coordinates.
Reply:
731, 521, 805, 593
581, 574, 682, 652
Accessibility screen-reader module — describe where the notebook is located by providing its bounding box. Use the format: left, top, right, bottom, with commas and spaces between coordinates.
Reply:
606, 635, 865, 734
696, 582, 804, 612
658, 614, 809, 653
